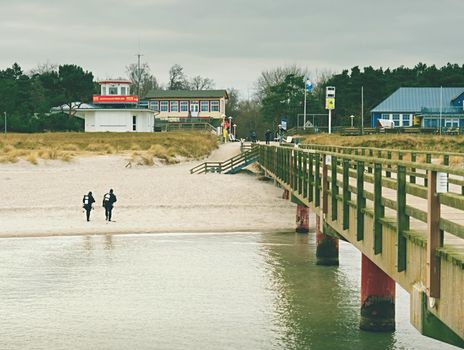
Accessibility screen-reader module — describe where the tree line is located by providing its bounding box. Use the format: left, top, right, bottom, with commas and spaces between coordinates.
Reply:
231, 63, 464, 140
2, 61, 464, 134
0, 62, 216, 132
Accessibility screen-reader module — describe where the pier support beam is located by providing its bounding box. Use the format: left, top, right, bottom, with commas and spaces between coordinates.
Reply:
360, 254, 395, 331
315, 215, 339, 265
296, 204, 309, 233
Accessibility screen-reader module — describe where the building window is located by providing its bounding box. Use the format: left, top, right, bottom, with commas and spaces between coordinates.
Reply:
109, 87, 118, 95
150, 101, 159, 111
392, 114, 400, 127
201, 101, 209, 112
160, 101, 168, 112
190, 101, 199, 113
170, 101, 179, 112
445, 118, 459, 128
102, 87, 107, 95
121, 87, 127, 95
180, 101, 188, 112
402, 114, 411, 126
381, 113, 390, 119
132, 116, 137, 131
138, 101, 149, 109
211, 101, 219, 112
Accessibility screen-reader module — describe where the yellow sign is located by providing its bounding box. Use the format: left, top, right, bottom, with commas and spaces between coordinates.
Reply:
326, 97, 335, 110
413, 115, 421, 126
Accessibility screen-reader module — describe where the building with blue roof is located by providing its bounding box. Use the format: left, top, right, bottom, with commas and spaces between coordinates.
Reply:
370, 87, 464, 129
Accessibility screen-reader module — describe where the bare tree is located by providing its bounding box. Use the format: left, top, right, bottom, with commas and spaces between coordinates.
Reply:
255, 64, 310, 102
168, 64, 189, 90
126, 62, 159, 97
189, 75, 215, 90
29, 61, 58, 76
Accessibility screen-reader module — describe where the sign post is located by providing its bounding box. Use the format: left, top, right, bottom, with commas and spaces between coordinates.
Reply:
325, 87, 336, 134
304, 78, 312, 130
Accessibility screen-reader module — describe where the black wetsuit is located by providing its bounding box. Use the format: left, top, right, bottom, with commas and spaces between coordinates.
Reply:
102, 192, 117, 221
83, 194, 95, 221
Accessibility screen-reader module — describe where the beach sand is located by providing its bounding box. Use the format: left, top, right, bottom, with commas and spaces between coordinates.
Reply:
0, 142, 296, 237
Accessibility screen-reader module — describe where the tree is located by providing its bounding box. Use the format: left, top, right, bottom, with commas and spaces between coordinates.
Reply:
58, 64, 94, 117
168, 64, 189, 90
225, 88, 240, 119
189, 75, 215, 90
255, 65, 309, 102
126, 62, 159, 97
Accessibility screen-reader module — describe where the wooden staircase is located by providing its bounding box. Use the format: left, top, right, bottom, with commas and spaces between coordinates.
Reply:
190, 146, 259, 174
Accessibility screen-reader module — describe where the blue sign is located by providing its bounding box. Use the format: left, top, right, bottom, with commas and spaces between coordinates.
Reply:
305, 81, 313, 93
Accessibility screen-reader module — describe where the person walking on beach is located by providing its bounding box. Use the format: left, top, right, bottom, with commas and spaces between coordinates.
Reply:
82, 191, 95, 222
102, 189, 117, 221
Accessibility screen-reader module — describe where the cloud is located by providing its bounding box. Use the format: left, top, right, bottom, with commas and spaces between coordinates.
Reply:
0, 0, 463, 95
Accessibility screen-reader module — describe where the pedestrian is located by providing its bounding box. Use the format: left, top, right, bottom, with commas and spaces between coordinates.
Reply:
265, 129, 271, 144
102, 189, 117, 221
82, 191, 95, 222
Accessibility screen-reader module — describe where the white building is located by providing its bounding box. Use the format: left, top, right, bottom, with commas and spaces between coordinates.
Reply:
75, 80, 156, 132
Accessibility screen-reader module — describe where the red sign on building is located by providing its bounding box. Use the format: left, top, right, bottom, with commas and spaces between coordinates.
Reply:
93, 95, 139, 103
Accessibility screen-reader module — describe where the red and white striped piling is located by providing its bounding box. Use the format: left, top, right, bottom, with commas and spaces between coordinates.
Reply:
315, 215, 339, 265
360, 254, 395, 331
296, 204, 309, 233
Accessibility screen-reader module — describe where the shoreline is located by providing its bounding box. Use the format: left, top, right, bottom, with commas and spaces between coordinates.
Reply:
0, 143, 297, 239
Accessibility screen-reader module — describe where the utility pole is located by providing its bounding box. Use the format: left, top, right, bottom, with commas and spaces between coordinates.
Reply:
136, 52, 143, 97
361, 86, 364, 135
439, 86, 443, 135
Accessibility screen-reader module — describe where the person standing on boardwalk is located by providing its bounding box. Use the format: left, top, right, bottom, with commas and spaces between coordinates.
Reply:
82, 191, 95, 222
102, 189, 117, 221
265, 129, 271, 144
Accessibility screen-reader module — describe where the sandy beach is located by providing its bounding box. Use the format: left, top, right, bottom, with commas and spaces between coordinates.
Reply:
0, 142, 296, 238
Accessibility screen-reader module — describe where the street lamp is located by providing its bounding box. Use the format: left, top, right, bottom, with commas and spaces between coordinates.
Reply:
350, 115, 355, 128
233, 123, 237, 138
278, 123, 282, 143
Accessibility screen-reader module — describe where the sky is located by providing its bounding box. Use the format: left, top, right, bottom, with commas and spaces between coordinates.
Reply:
1, 0, 463, 98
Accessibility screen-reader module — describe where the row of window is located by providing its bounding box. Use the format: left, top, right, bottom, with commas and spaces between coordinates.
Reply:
150, 100, 220, 113
423, 118, 460, 128
381, 113, 411, 127
102, 86, 129, 95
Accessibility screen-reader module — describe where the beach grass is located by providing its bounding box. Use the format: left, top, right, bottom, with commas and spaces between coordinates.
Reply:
301, 134, 464, 153
0, 131, 218, 164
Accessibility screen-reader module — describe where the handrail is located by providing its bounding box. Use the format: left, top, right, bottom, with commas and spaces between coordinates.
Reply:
190, 147, 259, 174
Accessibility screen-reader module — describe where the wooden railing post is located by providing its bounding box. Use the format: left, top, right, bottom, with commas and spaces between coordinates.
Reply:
427, 170, 442, 298
410, 152, 416, 184
374, 162, 384, 255
424, 153, 432, 187
386, 151, 392, 178
322, 155, 328, 214
397, 165, 408, 272
315, 153, 320, 207
331, 155, 338, 221
308, 153, 314, 203
357, 161, 365, 241
342, 159, 350, 230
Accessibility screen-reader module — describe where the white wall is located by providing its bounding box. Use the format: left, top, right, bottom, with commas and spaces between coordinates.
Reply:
83, 110, 154, 132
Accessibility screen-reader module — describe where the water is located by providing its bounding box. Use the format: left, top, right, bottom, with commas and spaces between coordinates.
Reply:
0, 232, 458, 350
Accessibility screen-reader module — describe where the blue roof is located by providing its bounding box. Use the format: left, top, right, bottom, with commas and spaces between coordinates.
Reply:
371, 87, 464, 113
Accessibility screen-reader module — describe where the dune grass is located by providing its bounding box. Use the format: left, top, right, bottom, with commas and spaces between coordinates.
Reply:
301, 134, 464, 153
0, 131, 218, 165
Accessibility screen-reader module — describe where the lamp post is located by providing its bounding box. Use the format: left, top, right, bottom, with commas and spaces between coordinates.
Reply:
278, 123, 282, 144
350, 115, 354, 128
233, 124, 237, 138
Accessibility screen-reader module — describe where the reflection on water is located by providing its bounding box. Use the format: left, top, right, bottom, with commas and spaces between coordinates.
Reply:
0, 232, 458, 350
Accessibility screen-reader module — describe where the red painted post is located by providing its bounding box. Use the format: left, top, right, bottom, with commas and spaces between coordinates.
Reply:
282, 189, 289, 200
360, 254, 395, 331
296, 204, 309, 233
315, 215, 339, 265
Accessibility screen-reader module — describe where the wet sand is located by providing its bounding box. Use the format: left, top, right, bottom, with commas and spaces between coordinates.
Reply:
0, 143, 296, 238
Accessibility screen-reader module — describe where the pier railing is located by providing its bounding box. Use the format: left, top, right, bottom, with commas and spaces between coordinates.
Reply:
258, 144, 464, 307
190, 146, 259, 174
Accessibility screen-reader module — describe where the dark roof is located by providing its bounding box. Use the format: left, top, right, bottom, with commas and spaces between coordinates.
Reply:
371, 87, 464, 113
144, 89, 228, 99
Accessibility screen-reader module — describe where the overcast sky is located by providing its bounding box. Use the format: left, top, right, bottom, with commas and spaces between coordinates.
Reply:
1, 0, 463, 97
